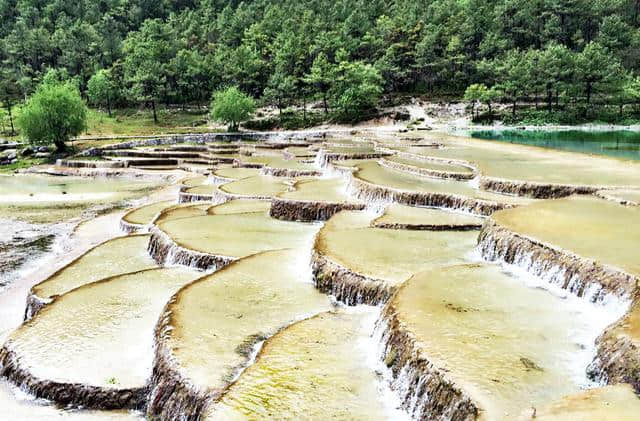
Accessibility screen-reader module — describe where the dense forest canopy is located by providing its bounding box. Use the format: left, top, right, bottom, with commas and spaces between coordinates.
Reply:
1, 0, 640, 120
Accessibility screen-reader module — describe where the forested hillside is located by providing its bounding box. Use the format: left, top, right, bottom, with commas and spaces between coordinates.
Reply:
1, 0, 640, 124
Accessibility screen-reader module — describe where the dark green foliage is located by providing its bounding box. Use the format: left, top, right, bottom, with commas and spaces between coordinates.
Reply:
331, 58, 383, 122
0, 0, 639, 123
245, 110, 325, 131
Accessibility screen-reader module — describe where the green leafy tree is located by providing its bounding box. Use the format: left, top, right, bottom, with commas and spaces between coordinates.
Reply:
575, 42, 622, 105
624, 76, 640, 107
463, 84, 487, 119
481, 86, 501, 116
538, 43, 573, 112
617, 76, 640, 114
264, 72, 297, 116
495, 50, 530, 116
87, 69, 117, 117
17, 82, 88, 152
0, 107, 7, 134
304, 52, 334, 115
210, 86, 256, 132
123, 20, 176, 123
171, 49, 212, 106
0, 64, 20, 135
41, 68, 72, 87
331, 58, 383, 121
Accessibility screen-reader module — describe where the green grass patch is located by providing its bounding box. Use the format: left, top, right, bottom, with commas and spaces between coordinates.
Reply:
0, 157, 47, 173
84, 107, 211, 137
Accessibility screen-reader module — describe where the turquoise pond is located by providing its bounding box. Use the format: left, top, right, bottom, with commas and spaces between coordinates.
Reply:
470, 130, 640, 161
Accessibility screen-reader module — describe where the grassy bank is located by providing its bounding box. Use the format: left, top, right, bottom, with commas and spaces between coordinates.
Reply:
0, 107, 212, 141
84, 108, 211, 137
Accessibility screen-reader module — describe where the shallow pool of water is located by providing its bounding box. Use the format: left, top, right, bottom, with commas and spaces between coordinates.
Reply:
0, 174, 159, 224
165, 249, 332, 392
391, 263, 619, 419
207, 309, 407, 420
470, 130, 640, 161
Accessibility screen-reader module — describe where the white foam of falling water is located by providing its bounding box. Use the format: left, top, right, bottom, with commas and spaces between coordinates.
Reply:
472, 240, 632, 390
346, 305, 412, 421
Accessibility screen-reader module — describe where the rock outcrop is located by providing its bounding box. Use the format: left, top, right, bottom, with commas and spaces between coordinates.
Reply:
270, 198, 365, 222
588, 308, 640, 393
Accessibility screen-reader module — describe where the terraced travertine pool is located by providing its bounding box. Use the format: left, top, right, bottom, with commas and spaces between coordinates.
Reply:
352, 160, 535, 206
278, 176, 357, 203
400, 132, 640, 188
2, 131, 640, 420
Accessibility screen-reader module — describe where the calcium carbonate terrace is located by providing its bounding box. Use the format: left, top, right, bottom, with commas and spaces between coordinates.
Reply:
2, 131, 640, 420
405, 133, 640, 188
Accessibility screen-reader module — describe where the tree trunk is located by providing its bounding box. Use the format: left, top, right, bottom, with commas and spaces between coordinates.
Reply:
619, 103, 624, 117
151, 100, 158, 123
303, 95, 307, 122
6, 99, 15, 135
512, 99, 516, 117
323, 93, 328, 115
586, 83, 592, 105
547, 87, 553, 113
54, 139, 66, 152
107, 96, 112, 118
